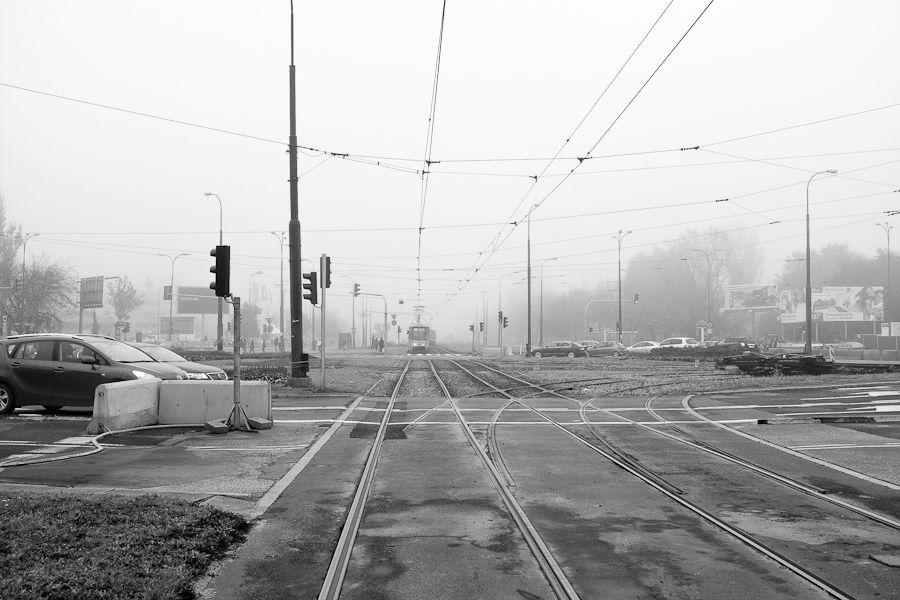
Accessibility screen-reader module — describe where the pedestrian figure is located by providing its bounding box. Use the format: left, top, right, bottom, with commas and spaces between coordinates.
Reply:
240, 337, 246, 354
250, 338, 255, 353
378, 337, 385, 353
262, 339, 267, 353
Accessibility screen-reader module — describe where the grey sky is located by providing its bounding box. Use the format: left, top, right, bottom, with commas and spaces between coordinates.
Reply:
1, 1, 898, 336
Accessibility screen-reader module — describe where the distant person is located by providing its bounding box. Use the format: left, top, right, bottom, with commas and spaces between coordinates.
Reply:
262, 339, 267, 353
379, 337, 385, 353
240, 337, 246, 354
250, 338, 255, 353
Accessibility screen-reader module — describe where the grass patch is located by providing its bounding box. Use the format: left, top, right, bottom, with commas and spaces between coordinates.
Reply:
0, 492, 250, 600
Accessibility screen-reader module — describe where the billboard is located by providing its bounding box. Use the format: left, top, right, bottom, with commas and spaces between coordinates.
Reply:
777, 286, 884, 323
80, 276, 105, 309
723, 284, 777, 312
176, 286, 229, 315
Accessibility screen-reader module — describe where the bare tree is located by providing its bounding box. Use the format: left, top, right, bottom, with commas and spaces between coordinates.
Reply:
6, 258, 75, 333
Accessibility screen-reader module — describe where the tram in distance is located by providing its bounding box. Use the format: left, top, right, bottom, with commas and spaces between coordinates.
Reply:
407, 325, 436, 353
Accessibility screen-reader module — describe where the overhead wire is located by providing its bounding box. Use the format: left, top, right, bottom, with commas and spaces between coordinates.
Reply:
417, 0, 449, 312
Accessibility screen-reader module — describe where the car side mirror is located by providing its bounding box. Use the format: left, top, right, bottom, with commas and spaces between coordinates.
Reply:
81, 356, 99, 366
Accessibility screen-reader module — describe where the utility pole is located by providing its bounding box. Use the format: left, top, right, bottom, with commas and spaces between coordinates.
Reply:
288, 1, 306, 380
614, 230, 632, 342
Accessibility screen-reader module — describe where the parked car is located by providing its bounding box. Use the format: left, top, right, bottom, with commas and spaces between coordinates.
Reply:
530, 341, 588, 358
577, 340, 599, 349
129, 343, 227, 380
0, 333, 189, 414
659, 337, 699, 348
586, 341, 627, 357
626, 341, 660, 356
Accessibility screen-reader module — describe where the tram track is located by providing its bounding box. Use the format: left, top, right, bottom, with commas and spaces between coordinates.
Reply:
317, 357, 580, 600
448, 358, 898, 600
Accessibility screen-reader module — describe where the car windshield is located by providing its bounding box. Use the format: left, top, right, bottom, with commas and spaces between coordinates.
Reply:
137, 345, 185, 362
89, 339, 156, 362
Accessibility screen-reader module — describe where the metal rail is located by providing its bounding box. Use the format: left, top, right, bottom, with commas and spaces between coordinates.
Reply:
462, 359, 859, 600
317, 360, 411, 600
426, 359, 581, 600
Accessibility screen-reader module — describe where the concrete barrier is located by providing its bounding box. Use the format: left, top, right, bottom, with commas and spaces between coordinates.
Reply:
158, 381, 271, 425
882, 350, 900, 361
87, 379, 160, 434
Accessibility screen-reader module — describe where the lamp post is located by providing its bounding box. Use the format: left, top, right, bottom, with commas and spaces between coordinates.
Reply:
539, 257, 557, 346
271, 231, 286, 351
526, 205, 535, 355
614, 230, 632, 342
805, 170, 838, 354
204, 193, 224, 351
877, 222, 893, 335
157, 252, 189, 341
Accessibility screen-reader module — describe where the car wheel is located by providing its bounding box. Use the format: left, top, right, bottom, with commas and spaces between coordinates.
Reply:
42, 405, 62, 413
0, 383, 15, 415
533, 352, 542, 358
567, 352, 576, 358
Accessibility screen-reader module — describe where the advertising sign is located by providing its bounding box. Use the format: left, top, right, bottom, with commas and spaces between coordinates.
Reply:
777, 286, 884, 323
723, 284, 777, 312
176, 286, 229, 315
160, 316, 195, 335
80, 276, 105, 309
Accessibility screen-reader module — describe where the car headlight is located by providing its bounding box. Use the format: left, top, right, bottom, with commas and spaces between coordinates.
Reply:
186, 372, 211, 380
132, 370, 156, 379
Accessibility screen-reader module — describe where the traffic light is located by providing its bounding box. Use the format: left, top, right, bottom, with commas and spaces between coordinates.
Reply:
588, 326, 594, 332
503, 316, 509, 328
209, 245, 231, 297
123, 322, 131, 333
163, 285, 172, 301
302, 271, 318, 305
323, 256, 331, 288
397, 326, 402, 334
498, 310, 503, 323
479, 322, 484, 332
634, 293, 640, 304
468, 324, 474, 332
353, 283, 360, 296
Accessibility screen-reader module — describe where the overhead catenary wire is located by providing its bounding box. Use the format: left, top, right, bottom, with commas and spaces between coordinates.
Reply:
416, 0, 449, 312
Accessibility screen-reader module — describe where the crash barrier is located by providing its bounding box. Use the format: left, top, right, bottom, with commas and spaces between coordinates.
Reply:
649, 345, 900, 363
88, 380, 271, 434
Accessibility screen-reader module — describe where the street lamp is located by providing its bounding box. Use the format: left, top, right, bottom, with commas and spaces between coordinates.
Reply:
157, 252, 190, 341
805, 169, 838, 355
877, 222, 893, 335
539, 257, 557, 346
204, 192, 224, 351
271, 231, 286, 351
614, 230, 632, 342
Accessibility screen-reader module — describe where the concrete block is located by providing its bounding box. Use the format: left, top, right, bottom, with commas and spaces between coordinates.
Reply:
87, 380, 160, 435
248, 417, 273, 430
205, 420, 229, 434
158, 381, 272, 425
881, 349, 900, 361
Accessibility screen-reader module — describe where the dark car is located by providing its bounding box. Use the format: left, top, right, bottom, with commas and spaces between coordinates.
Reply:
530, 341, 588, 358
715, 352, 834, 376
130, 343, 227, 380
586, 341, 627, 357
0, 333, 188, 413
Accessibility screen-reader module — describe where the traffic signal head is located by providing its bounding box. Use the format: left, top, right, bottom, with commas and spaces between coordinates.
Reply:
323, 256, 332, 288
503, 316, 509, 328
634, 293, 640, 304
498, 310, 503, 323
353, 283, 360, 296
468, 324, 474, 332
302, 271, 318, 305
589, 326, 594, 332
210, 245, 231, 297
479, 321, 484, 332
